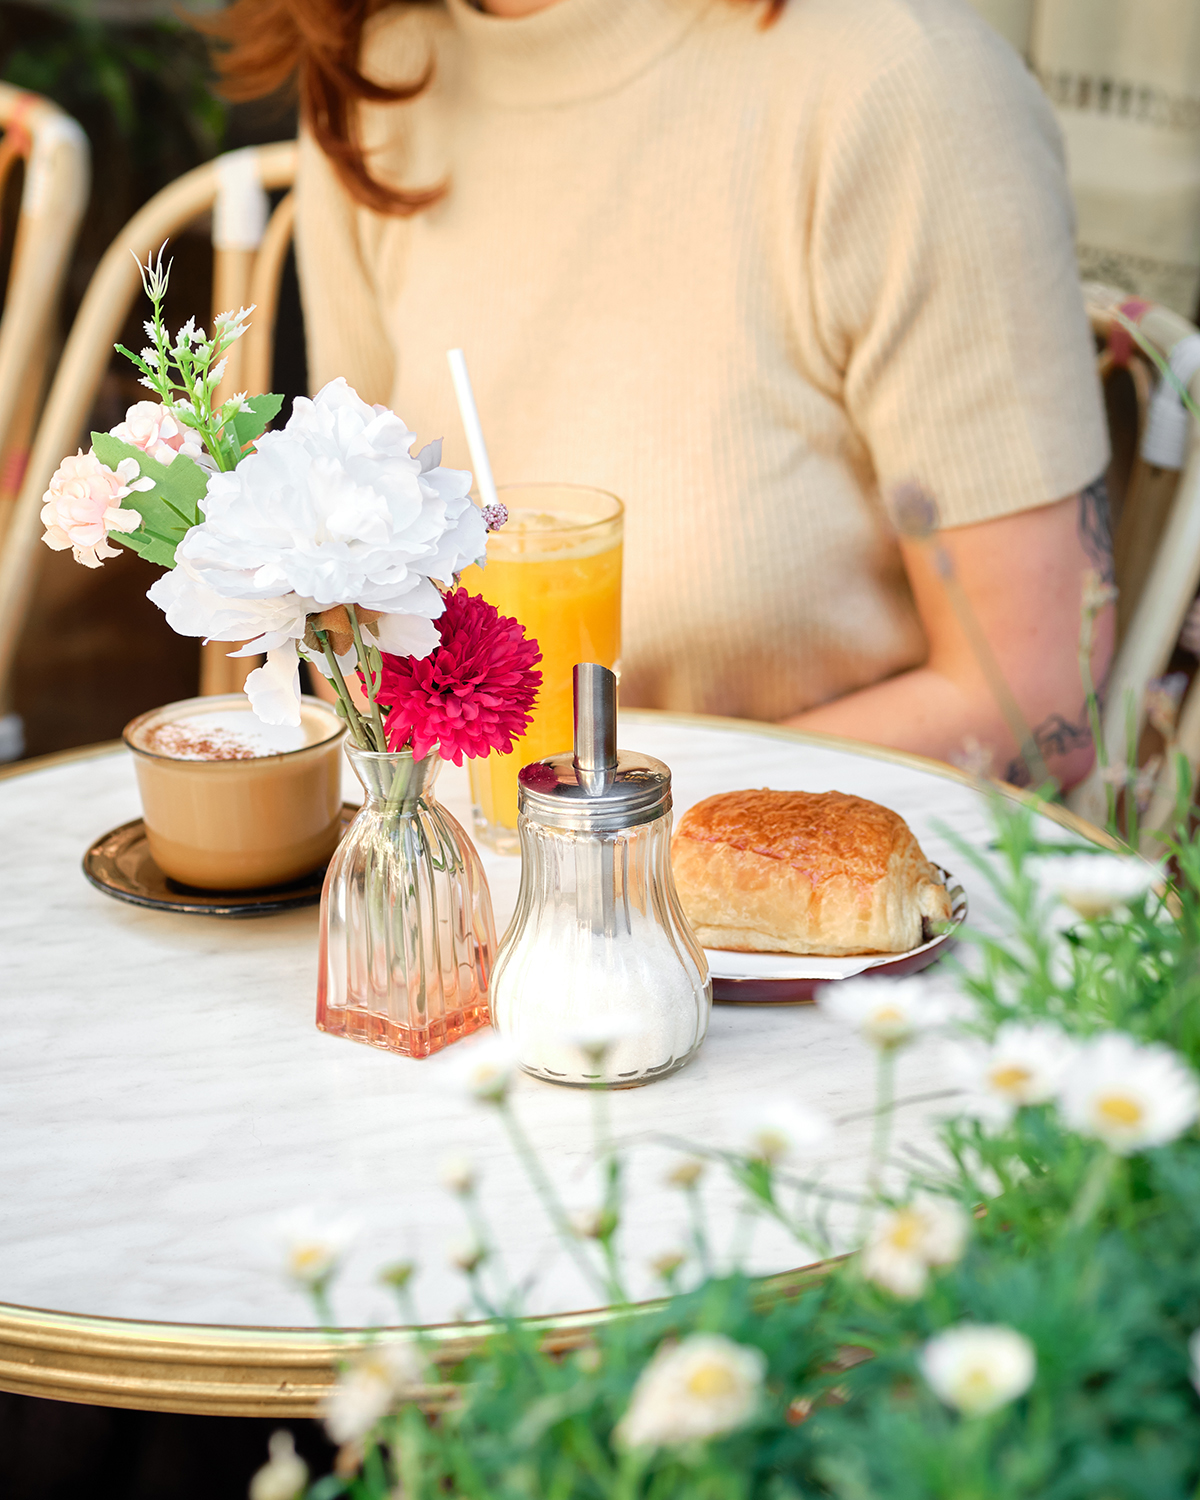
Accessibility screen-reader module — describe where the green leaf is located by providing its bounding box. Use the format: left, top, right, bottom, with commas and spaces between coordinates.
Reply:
226, 392, 284, 454
89, 432, 210, 569
117, 528, 180, 568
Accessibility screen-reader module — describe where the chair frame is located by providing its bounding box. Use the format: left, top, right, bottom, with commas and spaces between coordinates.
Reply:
1069, 285, 1200, 833
0, 85, 90, 525
0, 141, 297, 705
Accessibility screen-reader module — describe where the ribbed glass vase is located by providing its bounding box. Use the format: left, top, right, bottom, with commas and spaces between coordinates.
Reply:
316, 746, 496, 1058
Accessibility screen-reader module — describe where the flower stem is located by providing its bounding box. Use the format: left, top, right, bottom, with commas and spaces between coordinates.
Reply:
346, 603, 388, 753
856, 1046, 896, 1243
1068, 1150, 1117, 1232
315, 628, 369, 750
497, 1099, 609, 1300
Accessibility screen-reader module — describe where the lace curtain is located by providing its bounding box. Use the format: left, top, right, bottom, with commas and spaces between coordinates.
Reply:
967, 0, 1200, 317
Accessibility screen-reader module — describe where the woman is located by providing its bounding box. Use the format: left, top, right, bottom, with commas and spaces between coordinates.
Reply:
212, 0, 1112, 788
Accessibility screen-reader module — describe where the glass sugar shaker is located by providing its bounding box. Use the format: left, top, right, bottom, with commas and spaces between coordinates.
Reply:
490, 664, 711, 1087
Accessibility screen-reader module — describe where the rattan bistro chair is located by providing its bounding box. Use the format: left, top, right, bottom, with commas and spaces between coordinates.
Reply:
0, 89, 90, 757
0, 87, 89, 506
0, 140, 298, 712
1068, 285, 1200, 835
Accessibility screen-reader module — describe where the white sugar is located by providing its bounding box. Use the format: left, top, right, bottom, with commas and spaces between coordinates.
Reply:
495, 925, 704, 1081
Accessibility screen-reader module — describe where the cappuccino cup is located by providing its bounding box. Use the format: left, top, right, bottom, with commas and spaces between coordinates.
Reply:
123, 694, 346, 890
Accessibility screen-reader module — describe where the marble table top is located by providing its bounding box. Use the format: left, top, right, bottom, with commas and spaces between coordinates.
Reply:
0, 713, 1092, 1341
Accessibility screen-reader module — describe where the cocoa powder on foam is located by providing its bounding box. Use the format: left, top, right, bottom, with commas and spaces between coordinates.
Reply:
142, 722, 260, 761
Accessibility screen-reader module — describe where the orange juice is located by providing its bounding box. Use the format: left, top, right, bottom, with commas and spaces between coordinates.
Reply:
462, 485, 623, 848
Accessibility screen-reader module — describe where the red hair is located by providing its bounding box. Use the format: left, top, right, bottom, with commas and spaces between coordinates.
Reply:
203, 0, 786, 216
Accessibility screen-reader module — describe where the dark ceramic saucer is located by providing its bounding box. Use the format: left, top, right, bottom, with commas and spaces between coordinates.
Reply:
82, 803, 357, 918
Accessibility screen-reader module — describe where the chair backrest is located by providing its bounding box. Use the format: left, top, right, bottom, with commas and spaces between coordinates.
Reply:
1069, 283, 1200, 828
0, 86, 89, 531
0, 140, 298, 710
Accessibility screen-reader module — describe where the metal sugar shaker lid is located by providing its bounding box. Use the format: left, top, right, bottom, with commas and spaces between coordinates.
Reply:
516, 663, 672, 833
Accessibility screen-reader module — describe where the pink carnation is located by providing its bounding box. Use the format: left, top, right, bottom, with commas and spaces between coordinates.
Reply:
378, 589, 542, 765
40, 450, 152, 568
110, 401, 205, 466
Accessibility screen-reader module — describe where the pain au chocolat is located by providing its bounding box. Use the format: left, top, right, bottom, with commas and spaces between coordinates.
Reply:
671, 789, 952, 956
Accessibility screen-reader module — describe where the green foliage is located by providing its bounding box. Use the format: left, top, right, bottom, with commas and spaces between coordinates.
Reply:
228, 393, 284, 453
89, 431, 205, 568
294, 798, 1200, 1499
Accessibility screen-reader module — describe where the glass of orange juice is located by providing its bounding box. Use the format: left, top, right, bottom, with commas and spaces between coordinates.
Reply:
460, 484, 623, 852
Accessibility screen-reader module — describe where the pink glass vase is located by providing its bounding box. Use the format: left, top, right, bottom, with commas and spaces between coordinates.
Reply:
316, 746, 495, 1058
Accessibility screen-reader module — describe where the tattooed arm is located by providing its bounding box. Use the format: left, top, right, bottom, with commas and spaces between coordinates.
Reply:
783, 479, 1116, 791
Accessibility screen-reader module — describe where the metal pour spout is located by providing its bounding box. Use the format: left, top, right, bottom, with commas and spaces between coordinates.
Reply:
573, 663, 617, 797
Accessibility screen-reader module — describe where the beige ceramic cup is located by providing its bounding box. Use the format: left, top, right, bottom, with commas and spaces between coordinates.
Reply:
123, 693, 346, 890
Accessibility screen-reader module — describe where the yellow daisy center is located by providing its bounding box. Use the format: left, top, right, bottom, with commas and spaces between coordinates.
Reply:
290, 1244, 328, 1272
990, 1064, 1033, 1095
686, 1361, 739, 1399
1096, 1093, 1144, 1127
884, 1210, 924, 1251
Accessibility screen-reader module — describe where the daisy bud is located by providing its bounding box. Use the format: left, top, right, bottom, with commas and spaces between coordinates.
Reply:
249, 1431, 308, 1500
666, 1157, 706, 1190
439, 1154, 476, 1195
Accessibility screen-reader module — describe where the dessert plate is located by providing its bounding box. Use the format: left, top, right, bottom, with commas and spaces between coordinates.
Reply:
83, 804, 357, 918
708, 865, 966, 1004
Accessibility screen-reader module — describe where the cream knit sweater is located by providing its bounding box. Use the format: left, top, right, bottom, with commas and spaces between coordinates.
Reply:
295, 0, 1107, 721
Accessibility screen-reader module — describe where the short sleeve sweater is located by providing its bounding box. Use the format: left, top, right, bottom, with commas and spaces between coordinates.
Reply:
294, 0, 1108, 721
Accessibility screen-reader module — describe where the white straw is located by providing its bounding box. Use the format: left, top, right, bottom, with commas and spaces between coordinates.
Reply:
446, 348, 500, 512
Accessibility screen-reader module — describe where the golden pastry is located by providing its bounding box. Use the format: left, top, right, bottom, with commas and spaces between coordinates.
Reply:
671, 788, 952, 956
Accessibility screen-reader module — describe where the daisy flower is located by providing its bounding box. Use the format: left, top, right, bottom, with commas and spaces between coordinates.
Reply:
1057, 1032, 1200, 1153
614, 1334, 766, 1449
920, 1324, 1036, 1416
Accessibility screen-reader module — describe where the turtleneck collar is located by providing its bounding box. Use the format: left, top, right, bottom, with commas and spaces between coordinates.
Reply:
445, 0, 708, 108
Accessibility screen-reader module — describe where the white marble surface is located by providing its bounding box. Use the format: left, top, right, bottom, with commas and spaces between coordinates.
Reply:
0, 715, 1079, 1334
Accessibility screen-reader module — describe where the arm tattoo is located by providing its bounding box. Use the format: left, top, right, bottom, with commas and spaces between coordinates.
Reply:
1006, 708, 1093, 788
1078, 474, 1115, 584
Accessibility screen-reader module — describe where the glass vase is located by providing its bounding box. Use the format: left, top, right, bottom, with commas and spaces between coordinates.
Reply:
317, 746, 496, 1058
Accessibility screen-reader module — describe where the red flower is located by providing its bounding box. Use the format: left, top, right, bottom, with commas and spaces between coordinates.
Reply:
378, 589, 542, 765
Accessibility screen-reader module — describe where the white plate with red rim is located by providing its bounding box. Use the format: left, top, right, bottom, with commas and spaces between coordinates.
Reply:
707, 865, 967, 1004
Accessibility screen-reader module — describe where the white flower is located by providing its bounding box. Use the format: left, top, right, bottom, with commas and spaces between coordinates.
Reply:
614, 1333, 766, 1449
110, 401, 206, 466
439, 1154, 476, 1195
920, 1324, 1036, 1416
322, 1340, 429, 1444
40, 449, 153, 568
861, 1196, 969, 1299
736, 1097, 833, 1164
152, 379, 487, 725
448, 1235, 487, 1273
1030, 853, 1160, 920
947, 1022, 1076, 1128
277, 1209, 356, 1290
453, 1033, 519, 1104
1057, 1032, 1200, 1154
249, 1431, 308, 1500
820, 976, 956, 1049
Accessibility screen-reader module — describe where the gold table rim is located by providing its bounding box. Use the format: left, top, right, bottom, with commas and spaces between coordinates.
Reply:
0, 711, 1112, 1412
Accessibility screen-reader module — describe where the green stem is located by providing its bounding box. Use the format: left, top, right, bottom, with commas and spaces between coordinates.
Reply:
315, 628, 370, 750
856, 1046, 896, 1243
1079, 608, 1115, 830
1068, 1150, 1117, 1231
498, 1099, 609, 1300
347, 603, 388, 753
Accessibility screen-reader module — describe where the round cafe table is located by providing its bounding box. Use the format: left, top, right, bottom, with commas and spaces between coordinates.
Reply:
0, 711, 1102, 1417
